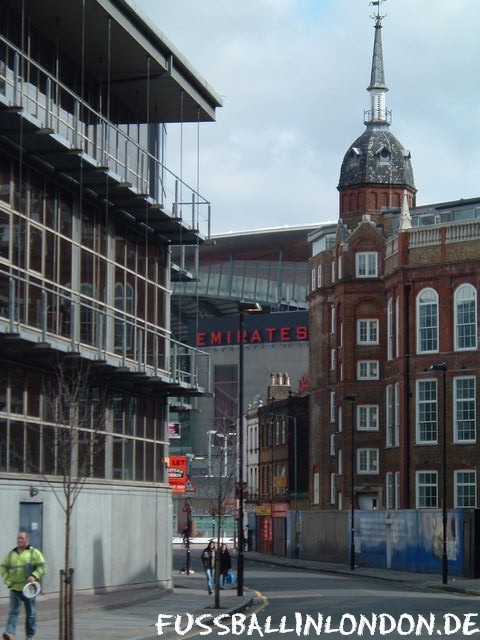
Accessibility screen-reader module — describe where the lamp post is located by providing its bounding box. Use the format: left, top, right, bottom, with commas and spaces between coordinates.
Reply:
430, 363, 448, 585
184, 453, 195, 576
237, 301, 262, 597
292, 414, 299, 559
344, 395, 356, 571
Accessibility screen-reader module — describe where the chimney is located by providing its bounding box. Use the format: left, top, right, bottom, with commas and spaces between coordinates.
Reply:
267, 371, 292, 402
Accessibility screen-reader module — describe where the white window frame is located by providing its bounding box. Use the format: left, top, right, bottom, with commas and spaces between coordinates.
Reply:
454, 284, 477, 351
416, 288, 439, 354
387, 298, 393, 360
330, 433, 336, 456
338, 255, 343, 279
416, 471, 438, 508
357, 318, 379, 345
357, 404, 379, 431
331, 260, 336, 283
357, 448, 379, 474
338, 405, 343, 432
386, 472, 394, 509
313, 472, 320, 504
330, 472, 336, 504
330, 391, 335, 423
454, 376, 476, 443
394, 382, 400, 446
338, 448, 343, 475
454, 470, 476, 508
357, 360, 379, 380
356, 252, 378, 278
330, 305, 336, 334
317, 265, 322, 288
394, 471, 400, 509
395, 297, 400, 357
311, 267, 316, 293
330, 348, 336, 371
416, 379, 438, 444
386, 385, 393, 447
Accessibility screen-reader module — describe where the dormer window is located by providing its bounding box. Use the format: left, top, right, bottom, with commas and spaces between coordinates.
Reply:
376, 146, 391, 164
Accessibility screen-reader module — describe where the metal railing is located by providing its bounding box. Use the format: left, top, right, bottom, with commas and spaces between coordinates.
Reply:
0, 36, 210, 237
0, 268, 210, 392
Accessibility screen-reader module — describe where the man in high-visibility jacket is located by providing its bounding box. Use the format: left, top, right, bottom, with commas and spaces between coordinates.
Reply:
0, 531, 47, 640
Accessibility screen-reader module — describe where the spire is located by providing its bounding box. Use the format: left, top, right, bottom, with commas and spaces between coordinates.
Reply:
399, 190, 412, 231
365, 1, 390, 125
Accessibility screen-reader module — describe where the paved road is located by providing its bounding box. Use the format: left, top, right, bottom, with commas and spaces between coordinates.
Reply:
194, 559, 480, 639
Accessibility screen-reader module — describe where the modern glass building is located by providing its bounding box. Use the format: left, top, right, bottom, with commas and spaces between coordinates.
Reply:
0, 0, 221, 593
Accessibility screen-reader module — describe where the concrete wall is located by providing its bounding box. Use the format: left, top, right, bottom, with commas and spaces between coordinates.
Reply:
0, 479, 172, 596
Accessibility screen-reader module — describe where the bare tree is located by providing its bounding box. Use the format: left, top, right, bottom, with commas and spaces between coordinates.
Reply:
205, 430, 236, 609
41, 357, 107, 640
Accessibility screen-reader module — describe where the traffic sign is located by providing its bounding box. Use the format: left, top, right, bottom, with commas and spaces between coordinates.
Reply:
185, 478, 196, 495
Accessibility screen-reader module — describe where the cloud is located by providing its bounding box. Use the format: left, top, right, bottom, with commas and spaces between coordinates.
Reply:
134, 0, 480, 233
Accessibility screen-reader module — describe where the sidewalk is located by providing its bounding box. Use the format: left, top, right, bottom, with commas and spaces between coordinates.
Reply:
246, 551, 480, 597
0, 571, 254, 640
1, 553, 479, 639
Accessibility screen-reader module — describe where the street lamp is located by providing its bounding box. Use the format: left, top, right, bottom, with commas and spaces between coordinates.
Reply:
430, 362, 448, 585
184, 453, 195, 576
344, 395, 356, 571
237, 301, 262, 597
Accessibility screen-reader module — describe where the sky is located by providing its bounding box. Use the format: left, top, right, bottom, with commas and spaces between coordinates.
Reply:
134, 0, 480, 235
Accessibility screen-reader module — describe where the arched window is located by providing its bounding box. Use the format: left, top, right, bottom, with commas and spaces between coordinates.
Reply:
416, 288, 438, 353
454, 284, 477, 351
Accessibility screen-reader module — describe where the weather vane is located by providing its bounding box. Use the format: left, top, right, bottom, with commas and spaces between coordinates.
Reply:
370, 0, 387, 21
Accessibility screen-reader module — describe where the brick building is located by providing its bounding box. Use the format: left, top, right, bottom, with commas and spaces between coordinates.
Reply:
308, 9, 480, 512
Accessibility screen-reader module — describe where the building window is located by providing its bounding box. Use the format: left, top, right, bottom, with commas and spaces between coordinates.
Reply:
330, 433, 336, 456
417, 288, 438, 353
317, 265, 322, 288
356, 252, 378, 278
357, 319, 379, 345
454, 376, 476, 443
331, 261, 336, 283
313, 471, 320, 504
387, 298, 393, 360
338, 448, 343, 475
330, 305, 336, 334
395, 297, 400, 357
395, 471, 400, 509
357, 448, 379, 474
357, 360, 379, 380
330, 472, 336, 504
338, 255, 343, 279
416, 379, 437, 443
386, 385, 393, 447
416, 471, 438, 508
339, 321, 343, 347
454, 284, 477, 351
330, 391, 335, 423
357, 405, 378, 431
330, 348, 336, 371
338, 406, 343, 432
454, 470, 476, 507
311, 268, 316, 293
386, 472, 394, 509
394, 382, 400, 447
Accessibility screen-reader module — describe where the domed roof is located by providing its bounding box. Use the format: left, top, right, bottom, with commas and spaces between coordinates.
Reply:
338, 125, 415, 190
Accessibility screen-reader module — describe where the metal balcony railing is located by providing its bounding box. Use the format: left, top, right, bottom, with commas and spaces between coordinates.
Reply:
0, 268, 210, 394
0, 35, 210, 238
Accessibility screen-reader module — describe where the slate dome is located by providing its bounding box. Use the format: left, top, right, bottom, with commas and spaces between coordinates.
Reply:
338, 124, 415, 190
